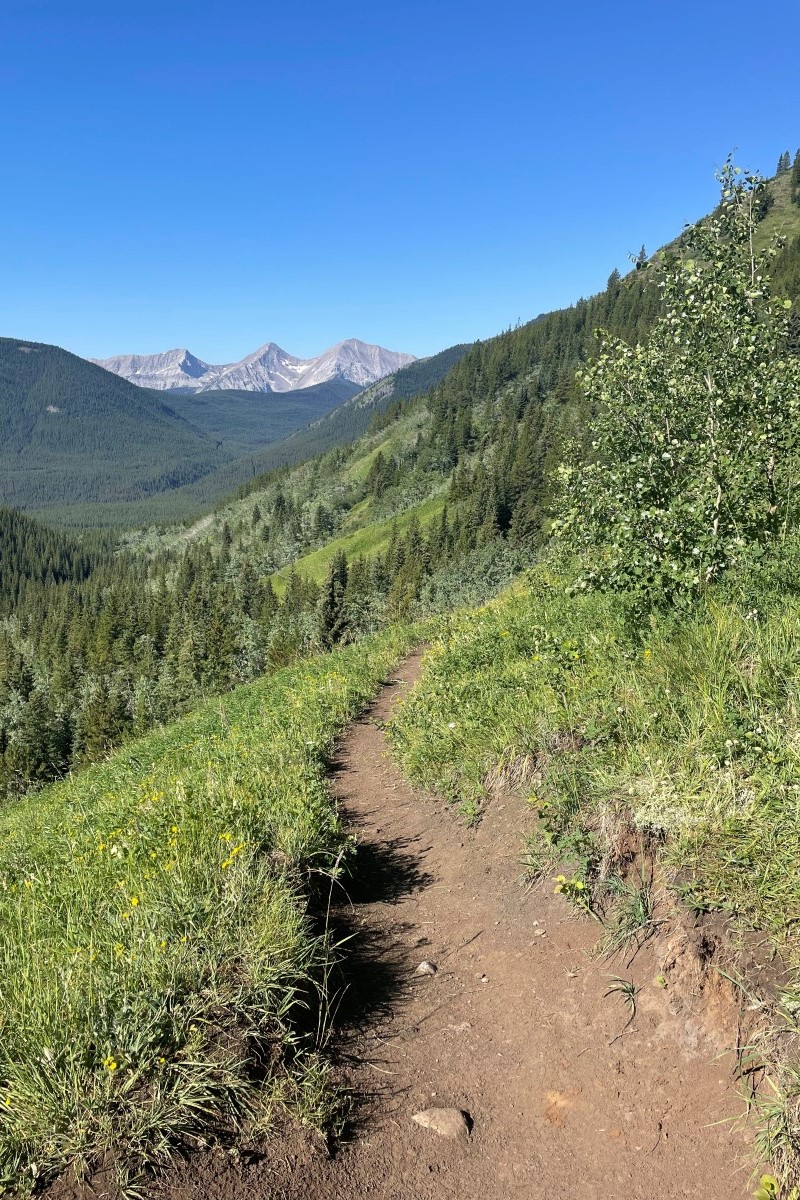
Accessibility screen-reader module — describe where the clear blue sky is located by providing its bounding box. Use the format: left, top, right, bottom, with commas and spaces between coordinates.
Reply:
3, 0, 798, 362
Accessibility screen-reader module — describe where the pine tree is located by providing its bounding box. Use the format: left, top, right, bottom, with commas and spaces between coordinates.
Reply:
792, 150, 800, 206
316, 552, 349, 649
313, 503, 334, 541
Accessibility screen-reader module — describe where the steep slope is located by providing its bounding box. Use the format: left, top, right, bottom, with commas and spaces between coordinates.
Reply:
160, 168, 800, 600
0, 507, 104, 611
4, 160, 800, 1196
0, 627, 419, 1191
92, 338, 416, 393
0, 338, 236, 511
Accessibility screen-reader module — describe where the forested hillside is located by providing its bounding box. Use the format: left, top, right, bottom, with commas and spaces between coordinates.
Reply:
5, 165, 800, 803
16, 344, 471, 528
0, 339, 235, 511
0, 342, 426, 528
4, 160, 800, 1194
155, 376, 360, 449
0, 509, 102, 610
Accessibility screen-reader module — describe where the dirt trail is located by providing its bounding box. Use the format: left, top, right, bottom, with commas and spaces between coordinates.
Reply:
167, 652, 753, 1199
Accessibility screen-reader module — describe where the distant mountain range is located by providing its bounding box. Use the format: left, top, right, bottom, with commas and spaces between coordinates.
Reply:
91, 339, 416, 394
0, 334, 457, 527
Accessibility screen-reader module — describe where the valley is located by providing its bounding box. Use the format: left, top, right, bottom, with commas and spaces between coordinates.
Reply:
0, 338, 425, 527
2, 159, 800, 1200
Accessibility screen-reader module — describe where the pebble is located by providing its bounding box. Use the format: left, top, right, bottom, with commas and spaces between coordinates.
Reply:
412, 1108, 471, 1140
414, 960, 438, 977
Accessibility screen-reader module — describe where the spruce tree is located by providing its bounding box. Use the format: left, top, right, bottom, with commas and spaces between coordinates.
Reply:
792, 150, 800, 206
316, 552, 349, 649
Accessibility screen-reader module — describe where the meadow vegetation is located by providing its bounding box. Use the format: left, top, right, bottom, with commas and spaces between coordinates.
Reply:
0, 624, 417, 1192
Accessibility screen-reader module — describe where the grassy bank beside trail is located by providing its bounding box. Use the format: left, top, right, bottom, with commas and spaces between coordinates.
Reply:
389, 564, 800, 1187
0, 625, 418, 1193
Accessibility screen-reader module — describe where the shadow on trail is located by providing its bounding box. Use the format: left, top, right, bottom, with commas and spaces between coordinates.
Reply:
319, 802, 436, 1140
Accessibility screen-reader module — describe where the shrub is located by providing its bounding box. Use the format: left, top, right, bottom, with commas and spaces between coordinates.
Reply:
555, 161, 800, 608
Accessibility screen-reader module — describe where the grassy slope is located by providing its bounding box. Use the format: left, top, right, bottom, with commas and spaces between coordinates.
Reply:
272, 493, 447, 591
758, 171, 800, 248
389, 561, 800, 1182
10, 167, 800, 1192
137, 401, 437, 579
0, 624, 418, 1189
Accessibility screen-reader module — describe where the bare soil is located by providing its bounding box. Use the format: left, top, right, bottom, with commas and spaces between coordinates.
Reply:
157, 650, 754, 1200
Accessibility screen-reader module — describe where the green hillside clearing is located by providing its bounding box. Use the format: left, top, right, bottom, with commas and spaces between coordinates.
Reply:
272, 492, 448, 591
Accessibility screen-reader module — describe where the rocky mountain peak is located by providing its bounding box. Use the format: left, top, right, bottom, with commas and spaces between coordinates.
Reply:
92, 339, 415, 394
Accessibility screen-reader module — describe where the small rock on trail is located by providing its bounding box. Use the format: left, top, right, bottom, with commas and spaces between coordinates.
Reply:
411, 1108, 471, 1140
414, 960, 438, 976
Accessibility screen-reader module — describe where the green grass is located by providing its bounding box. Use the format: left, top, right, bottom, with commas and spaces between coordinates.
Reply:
340, 495, 373, 529
272, 492, 448, 591
757, 172, 800, 251
388, 559, 800, 1189
0, 624, 418, 1192
389, 566, 800, 954
343, 440, 392, 484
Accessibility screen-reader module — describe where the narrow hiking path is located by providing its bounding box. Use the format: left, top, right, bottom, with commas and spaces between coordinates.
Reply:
166, 652, 753, 1200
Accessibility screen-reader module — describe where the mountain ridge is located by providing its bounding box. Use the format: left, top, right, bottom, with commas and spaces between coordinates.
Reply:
92, 338, 416, 394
